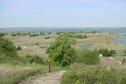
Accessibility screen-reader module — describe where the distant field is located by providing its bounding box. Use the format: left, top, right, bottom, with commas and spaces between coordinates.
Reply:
3, 32, 125, 58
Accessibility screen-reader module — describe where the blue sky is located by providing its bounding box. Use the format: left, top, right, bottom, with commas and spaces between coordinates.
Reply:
0, 0, 126, 27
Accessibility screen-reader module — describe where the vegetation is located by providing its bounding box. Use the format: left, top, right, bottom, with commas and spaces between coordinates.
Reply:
0, 31, 126, 84
124, 50, 126, 56
70, 34, 87, 39
75, 49, 99, 64
98, 48, 116, 57
0, 38, 19, 64
25, 54, 44, 64
0, 38, 17, 57
0, 33, 5, 37
0, 64, 45, 84
17, 46, 22, 50
47, 33, 76, 67
30, 33, 39, 37
61, 64, 126, 84
45, 36, 50, 39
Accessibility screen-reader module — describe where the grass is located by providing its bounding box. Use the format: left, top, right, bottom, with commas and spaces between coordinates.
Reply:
61, 63, 126, 84
1, 32, 125, 84
0, 64, 46, 84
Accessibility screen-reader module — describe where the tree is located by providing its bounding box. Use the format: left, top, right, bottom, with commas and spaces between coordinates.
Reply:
47, 33, 76, 67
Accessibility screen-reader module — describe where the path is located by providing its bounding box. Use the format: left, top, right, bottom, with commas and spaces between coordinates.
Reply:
109, 57, 122, 65
19, 70, 65, 84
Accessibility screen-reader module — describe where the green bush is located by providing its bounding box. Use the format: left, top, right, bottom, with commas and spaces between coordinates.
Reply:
45, 36, 50, 39
47, 33, 76, 67
30, 33, 39, 37
0, 33, 5, 37
75, 49, 99, 64
61, 64, 119, 84
98, 48, 116, 57
124, 50, 126, 56
25, 55, 44, 64
17, 46, 22, 50
0, 38, 17, 57
70, 34, 87, 39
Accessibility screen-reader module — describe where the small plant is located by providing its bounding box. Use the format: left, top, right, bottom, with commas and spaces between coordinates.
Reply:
0, 33, 5, 37
124, 50, 126, 56
122, 58, 126, 64
17, 46, 22, 50
45, 37, 50, 39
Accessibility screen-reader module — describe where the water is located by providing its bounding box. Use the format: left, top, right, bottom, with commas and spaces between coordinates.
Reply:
0, 27, 126, 35
80, 44, 92, 49
113, 37, 126, 44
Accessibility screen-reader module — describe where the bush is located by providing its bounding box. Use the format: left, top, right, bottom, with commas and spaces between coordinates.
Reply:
70, 34, 87, 39
0, 33, 5, 37
124, 50, 126, 56
17, 46, 22, 50
0, 38, 17, 57
75, 49, 99, 64
98, 48, 116, 57
25, 55, 44, 64
47, 33, 76, 67
61, 64, 119, 84
45, 37, 50, 39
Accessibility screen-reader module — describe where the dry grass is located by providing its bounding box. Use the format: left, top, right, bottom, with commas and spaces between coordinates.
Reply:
0, 64, 45, 84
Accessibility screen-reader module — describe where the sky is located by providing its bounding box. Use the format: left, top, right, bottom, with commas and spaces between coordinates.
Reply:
0, 0, 126, 27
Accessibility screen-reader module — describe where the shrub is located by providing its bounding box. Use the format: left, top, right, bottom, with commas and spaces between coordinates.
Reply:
0, 38, 17, 57
75, 49, 99, 64
25, 55, 44, 64
70, 34, 87, 39
45, 37, 50, 39
98, 48, 116, 57
0, 33, 5, 37
61, 64, 119, 84
124, 50, 126, 56
17, 46, 22, 50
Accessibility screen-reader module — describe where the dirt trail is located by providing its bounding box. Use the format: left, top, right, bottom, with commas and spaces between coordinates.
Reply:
19, 70, 65, 84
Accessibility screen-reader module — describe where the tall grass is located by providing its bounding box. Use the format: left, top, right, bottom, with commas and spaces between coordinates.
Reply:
0, 64, 46, 84
61, 63, 126, 84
